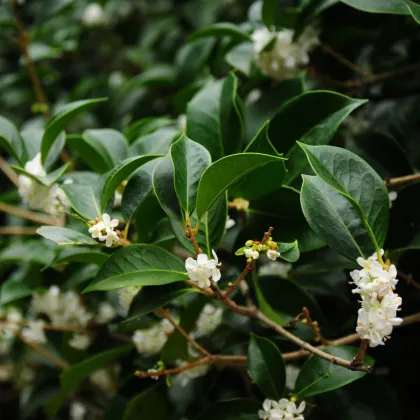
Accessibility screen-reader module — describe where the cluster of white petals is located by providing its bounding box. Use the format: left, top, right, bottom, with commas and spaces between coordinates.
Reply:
245, 248, 260, 260
132, 319, 174, 355
21, 320, 47, 344
267, 249, 281, 261
350, 250, 402, 347
259, 398, 306, 420
96, 302, 118, 324
175, 359, 209, 387
191, 304, 223, 339
225, 217, 236, 230
251, 26, 319, 81
259, 261, 292, 279
70, 402, 87, 420
69, 334, 93, 350
90, 366, 119, 395
88, 213, 120, 247
116, 286, 141, 311
18, 153, 69, 217
185, 250, 221, 288
81, 3, 108, 26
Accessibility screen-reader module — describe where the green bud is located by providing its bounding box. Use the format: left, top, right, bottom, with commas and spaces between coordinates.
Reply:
245, 240, 253, 247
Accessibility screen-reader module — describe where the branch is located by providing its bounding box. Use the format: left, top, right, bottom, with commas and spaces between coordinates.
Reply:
0, 156, 19, 187
0, 201, 59, 226
398, 271, 420, 290
185, 222, 202, 255
0, 226, 38, 235
385, 173, 420, 188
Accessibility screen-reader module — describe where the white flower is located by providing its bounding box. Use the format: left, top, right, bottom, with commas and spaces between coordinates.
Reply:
245, 248, 259, 260
245, 89, 262, 105
0, 364, 12, 382
175, 360, 209, 387
109, 71, 125, 89
96, 302, 117, 324
104, 228, 120, 247
88, 214, 120, 247
285, 365, 300, 390
259, 261, 292, 278
252, 26, 319, 81
113, 191, 122, 207
185, 250, 221, 288
90, 367, 118, 395
259, 398, 306, 420
147, 368, 159, 380
132, 319, 175, 355
22, 320, 47, 344
267, 249, 280, 261
117, 286, 141, 311
178, 114, 187, 133
191, 304, 223, 339
101, 213, 119, 230
389, 191, 398, 208
70, 402, 87, 420
69, 334, 92, 350
225, 217, 236, 230
88, 221, 105, 239
81, 3, 107, 26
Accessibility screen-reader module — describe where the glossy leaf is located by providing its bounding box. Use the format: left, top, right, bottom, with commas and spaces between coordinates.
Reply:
83, 244, 189, 293
190, 23, 251, 42
340, 0, 409, 15
262, 0, 279, 27
248, 334, 286, 400
407, 0, 420, 23
41, 98, 106, 166
37, 227, 100, 246
196, 153, 283, 220
277, 240, 300, 262
0, 240, 56, 266
295, 346, 374, 399
122, 158, 163, 224
187, 73, 243, 160
0, 115, 26, 164
11, 162, 70, 187
129, 127, 180, 157
299, 144, 389, 250
100, 154, 161, 211
171, 134, 211, 216
225, 42, 254, 76
0, 279, 32, 305
301, 175, 375, 260
195, 399, 260, 420
54, 247, 109, 265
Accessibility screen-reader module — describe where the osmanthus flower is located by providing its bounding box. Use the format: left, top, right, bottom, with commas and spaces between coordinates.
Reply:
245, 248, 260, 260
81, 3, 108, 26
259, 398, 306, 420
190, 304, 223, 339
117, 286, 141, 311
88, 214, 120, 247
21, 320, 47, 344
185, 250, 221, 288
267, 249, 281, 261
132, 319, 175, 355
69, 333, 93, 350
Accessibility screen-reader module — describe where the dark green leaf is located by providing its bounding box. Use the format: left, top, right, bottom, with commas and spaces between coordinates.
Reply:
340, 0, 409, 14
130, 65, 176, 88
225, 42, 254, 76
41, 98, 107, 166
0, 115, 26, 164
196, 153, 283, 220
0, 279, 32, 305
0, 240, 56, 266
248, 334, 286, 400
195, 399, 261, 420
83, 244, 189, 293
11, 163, 69, 187
37, 227, 100, 246
171, 134, 211, 217
277, 240, 300, 262
407, 0, 420, 23
190, 23, 251, 42
54, 247, 109, 265
295, 345, 374, 399
129, 127, 180, 156
262, 0, 279, 27
123, 386, 169, 420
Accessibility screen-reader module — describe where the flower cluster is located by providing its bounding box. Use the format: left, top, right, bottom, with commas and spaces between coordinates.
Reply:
237, 238, 280, 262
132, 319, 175, 355
88, 213, 120, 247
191, 304, 223, 339
259, 261, 292, 279
259, 398, 306, 420
175, 359, 209, 387
116, 286, 141, 311
251, 26, 319, 81
18, 153, 69, 217
185, 250, 221, 288
350, 250, 402, 347
81, 3, 108, 26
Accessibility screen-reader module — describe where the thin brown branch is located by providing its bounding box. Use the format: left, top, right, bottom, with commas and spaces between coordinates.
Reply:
351, 339, 369, 368
0, 201, 59, 226
0, 226, 38, 235
321, 43, 371, 78
183, 280, 215, 297
224, 263, 254, 299
0, 156, 19, 187
156, 308, 210, 357
301, 306, 329, 345
398, 270, 420, 290
385, 173, 420, 187
185, 222, 202, 255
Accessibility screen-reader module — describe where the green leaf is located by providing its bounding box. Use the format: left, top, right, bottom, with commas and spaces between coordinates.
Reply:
83, 244, 189, 293
0, 240, 56, 266
37, 227, 101, 246
153, 155, 183, 220
41, 98, 107, 166
340, 0, 410, 14
123, 386, 169, 420
190, 23, 251, 42
407, 0, 420, 23
248, 334, 286, 400
295, 345, 375, 399
299, 144, 389, 250
11, 162, 70, 187
231, 122, 286, 200
283, 96, 366, 185
225, 42, 254, 76
68, 129, 129, 173
122, 158, 163, 224
0, 115, 26, 164
129, 127, 180, 157
301, 175, 375, 260
187, 73, 243, 160
130, 65, 176, 88
196, 153, 283, 220
100, 154, 162, 211
277, 240, 300, 262
54, 247, 109, 265
195, 399, 261, 420
171, 134, 211, 217
126, 283, 197, 323
297, 0, 339, 29
0, 279, 33, 305
125, 117, 174, 143
262, 0, 279, 27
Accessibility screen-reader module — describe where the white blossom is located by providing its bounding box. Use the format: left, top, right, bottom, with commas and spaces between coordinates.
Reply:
70, 402, 87, 420
252, 26, 319, 81
81, 3, 107, 26
259, 398, 306, 420
96, 302, 117, 324
245, 248, 259, 260
267, 249, 280, 261
225, 217, 236, 230
109, 71, 125, 89
185, 250, 221, 288
175, 360, 209, 387
21, 320, 47, 344
69, 334, 93, 350
178, 114, 187, 133
285, 364, 300, 390
88, 214, 120, 247
90, 367, 118, 395
245, 89, 262, 105
113, 191, 122, 207
259, 261, 292, 279
18, 153, 69, 217
117, 286, 141, 311
132, 319, 174, 355
191, 304, 223, 339
389, 191, 398, 208
147, 368, 159, 380
0, 364, 12, 382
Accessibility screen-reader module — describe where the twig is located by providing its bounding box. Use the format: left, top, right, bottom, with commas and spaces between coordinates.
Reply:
351, 339, 369, 368
321, 43, 371, 78
398, 271, 420, 290
0, 156, 19, 187
0, 201, 59, 226
185, 222, 202, 255
0, 226, 38, 235
183, 280, 215, 297
385, 173, 420, 187
156, 308, 211, 357
301, 306, 329, 345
